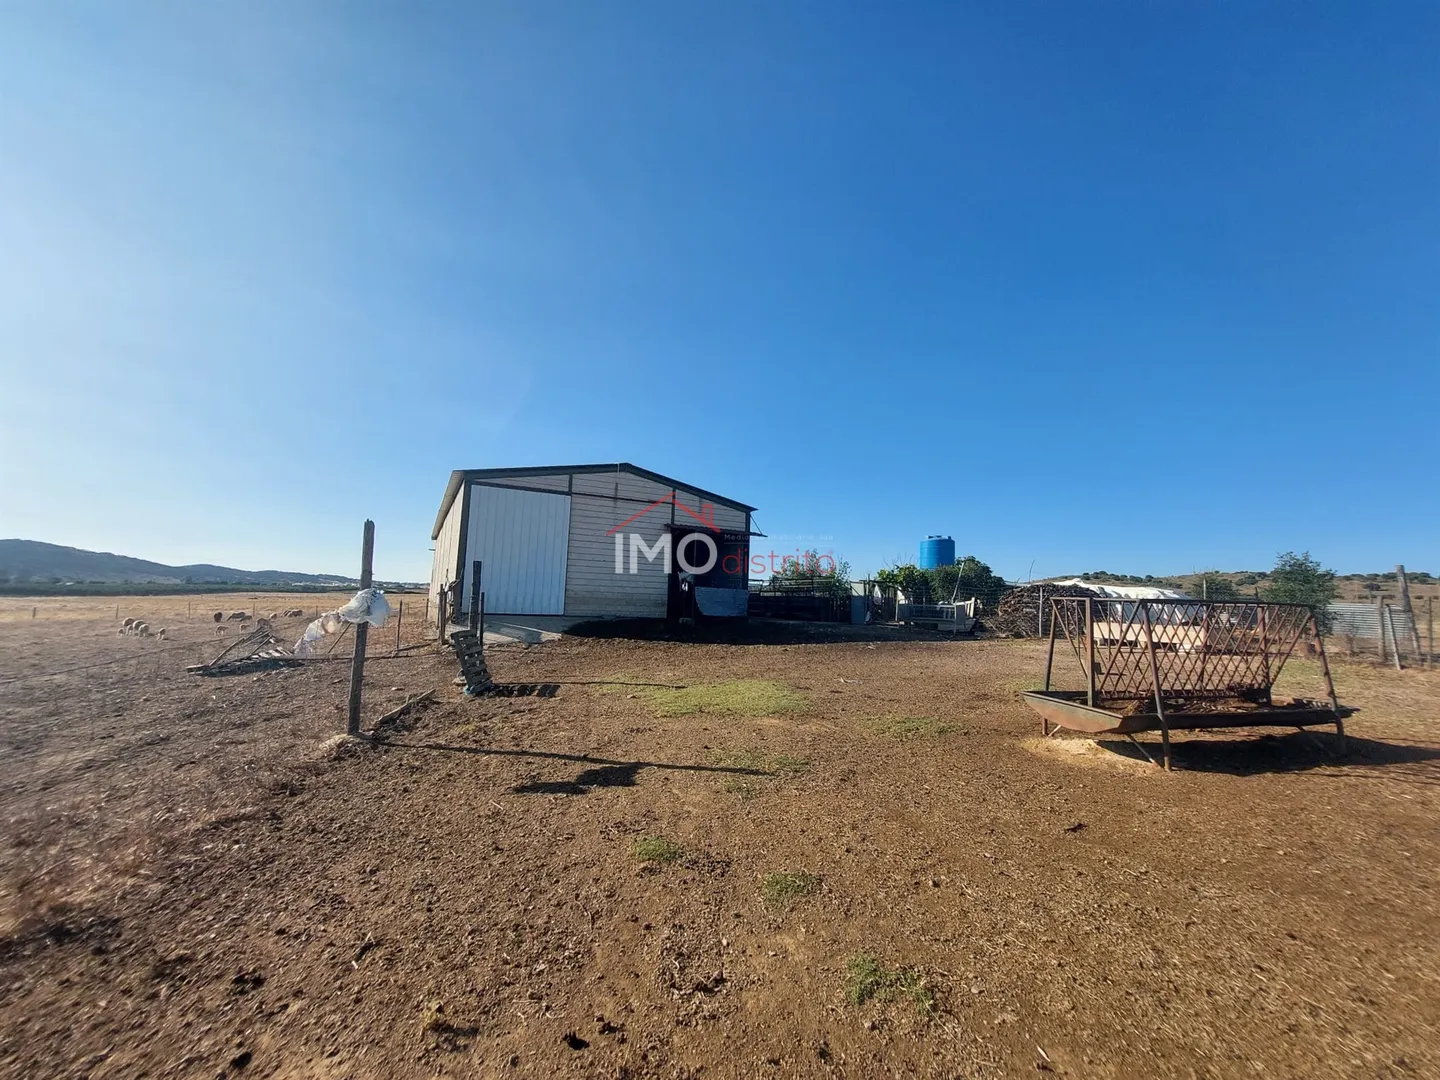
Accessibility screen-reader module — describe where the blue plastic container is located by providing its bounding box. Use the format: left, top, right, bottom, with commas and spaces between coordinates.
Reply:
918, 536, 955, 569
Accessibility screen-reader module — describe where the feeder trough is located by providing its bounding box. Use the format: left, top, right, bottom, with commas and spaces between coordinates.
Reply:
1022, 597, 1352, 769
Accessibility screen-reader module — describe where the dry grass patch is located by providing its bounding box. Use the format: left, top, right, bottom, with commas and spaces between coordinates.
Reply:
859, 715, 958, 739
625, 679, 805, 717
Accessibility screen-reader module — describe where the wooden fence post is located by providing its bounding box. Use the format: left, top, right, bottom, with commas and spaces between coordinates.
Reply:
395, 600, 403, 657
346, 520, 375, 736
1397, 565, 1424, 657
1385, 604, 1403, 672
1428, 595, 1434, 668
437, 588, 448, 644
1376, 595, 1387, 665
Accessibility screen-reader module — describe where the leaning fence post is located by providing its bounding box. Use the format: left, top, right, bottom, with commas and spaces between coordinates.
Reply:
1428, 596, 1434, 668
395, 599, 403, 657
1376, 595, 1387, 665
346, 520, 375, 736
1385, 604, 1403, 672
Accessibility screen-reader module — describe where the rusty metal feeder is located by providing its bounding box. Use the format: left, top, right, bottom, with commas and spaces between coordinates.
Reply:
1022, 597, 1352, 770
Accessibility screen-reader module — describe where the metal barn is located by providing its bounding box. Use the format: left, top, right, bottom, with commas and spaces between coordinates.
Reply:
429, 463, 756, 621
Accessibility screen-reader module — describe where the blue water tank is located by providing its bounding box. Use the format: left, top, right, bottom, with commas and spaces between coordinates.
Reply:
918, 536, 956, 569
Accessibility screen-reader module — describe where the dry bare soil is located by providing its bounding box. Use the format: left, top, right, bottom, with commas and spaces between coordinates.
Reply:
1, 596, 1438, 1079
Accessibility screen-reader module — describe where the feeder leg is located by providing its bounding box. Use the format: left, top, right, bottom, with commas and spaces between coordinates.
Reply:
1140, 603, 1172, 771
1124, 733, 1158, 767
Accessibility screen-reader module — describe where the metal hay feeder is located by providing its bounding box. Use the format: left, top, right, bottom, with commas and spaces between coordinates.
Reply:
1022, 597, 1352, 769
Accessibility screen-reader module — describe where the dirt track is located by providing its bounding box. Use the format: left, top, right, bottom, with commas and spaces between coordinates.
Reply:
1, 599, 1438, 1078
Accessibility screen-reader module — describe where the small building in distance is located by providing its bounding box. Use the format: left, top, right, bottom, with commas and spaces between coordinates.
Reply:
429, 463, 755, 622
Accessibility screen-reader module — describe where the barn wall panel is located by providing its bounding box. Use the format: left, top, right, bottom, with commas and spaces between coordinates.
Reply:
564, 494, 670, 617
460, 484, 570, 615
429, 487, 467, 613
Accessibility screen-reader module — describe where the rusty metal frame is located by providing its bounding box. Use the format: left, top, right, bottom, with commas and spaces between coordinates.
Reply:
1025, 597, 1350, 770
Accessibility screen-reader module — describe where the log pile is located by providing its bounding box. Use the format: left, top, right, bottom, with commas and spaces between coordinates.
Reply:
987, 583, 1100, 637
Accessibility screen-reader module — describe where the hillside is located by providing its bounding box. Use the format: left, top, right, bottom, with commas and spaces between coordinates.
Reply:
1066, 568, 1439, 606
0, 539, 356, 588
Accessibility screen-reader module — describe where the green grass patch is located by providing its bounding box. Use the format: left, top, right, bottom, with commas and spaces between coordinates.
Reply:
761, 871, 822, 907
843, 953, 937, 1018
859, 715, 956, 739
632, 835, 683, 864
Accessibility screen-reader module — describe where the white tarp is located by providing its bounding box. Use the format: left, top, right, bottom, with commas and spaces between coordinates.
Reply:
1047, 579, 1199, 626
1048, 579, 1193, 601
294, 588, 392, 657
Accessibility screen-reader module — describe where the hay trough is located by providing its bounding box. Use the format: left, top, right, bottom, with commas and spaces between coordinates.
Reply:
1022, 598, 1351, 769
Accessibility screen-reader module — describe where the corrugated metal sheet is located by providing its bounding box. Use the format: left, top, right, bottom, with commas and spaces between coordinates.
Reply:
1328, 603, 1419, 651
462, 484, 571, 615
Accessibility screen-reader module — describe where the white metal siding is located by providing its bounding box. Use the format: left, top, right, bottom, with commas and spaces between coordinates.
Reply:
673, 489, 747, 531
461, 484, 571, 615
429, 489, 466, 613
571, 471, 673, 503
564, 493, 670, 618
474, 473, 571, 493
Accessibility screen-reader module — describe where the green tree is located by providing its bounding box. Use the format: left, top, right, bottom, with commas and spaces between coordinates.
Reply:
771, 549, 852, 597
1191, 573, 1241, 600
929, 555, 1009, 608
1262, 551, 1338, 633
875, 563, 931, 602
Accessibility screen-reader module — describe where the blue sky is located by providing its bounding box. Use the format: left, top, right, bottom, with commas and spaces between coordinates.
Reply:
2, 2, 1436, 582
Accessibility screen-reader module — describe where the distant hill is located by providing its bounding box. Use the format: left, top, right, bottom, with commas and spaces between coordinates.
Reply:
1056, 568, 1439, 605
0, 539, 358, 588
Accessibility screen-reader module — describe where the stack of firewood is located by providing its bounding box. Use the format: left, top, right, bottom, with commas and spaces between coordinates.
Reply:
987, 583, 1100, 637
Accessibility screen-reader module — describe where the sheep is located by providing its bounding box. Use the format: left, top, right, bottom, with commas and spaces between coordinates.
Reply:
122, 617, 136, 630
268, 611, 280, 622
156, 627, 168, 641
227, 611, 247, 621
213, 611, 224, 623
117, 626, 127, 635
283, 608, 305, 618
133, 621, 150, 637
214, 625, 228, 637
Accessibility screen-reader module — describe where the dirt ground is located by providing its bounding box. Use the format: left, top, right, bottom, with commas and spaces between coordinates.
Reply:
1, 596, 1438, 1079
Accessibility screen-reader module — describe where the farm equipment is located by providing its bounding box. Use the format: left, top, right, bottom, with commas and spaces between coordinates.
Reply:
898, 599, 978, 634
1021, 597, 1351, 769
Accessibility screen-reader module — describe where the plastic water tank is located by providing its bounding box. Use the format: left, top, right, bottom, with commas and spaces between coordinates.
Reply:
918, 536, 956, 569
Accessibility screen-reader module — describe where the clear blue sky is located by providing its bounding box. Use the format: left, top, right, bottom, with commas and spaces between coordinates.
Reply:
2, 2, 1436, 583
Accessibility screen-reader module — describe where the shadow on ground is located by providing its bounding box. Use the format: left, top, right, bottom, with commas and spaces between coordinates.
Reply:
381, 742, 771, 796
564, 617, 970, 646
1094, 731, 1440, 777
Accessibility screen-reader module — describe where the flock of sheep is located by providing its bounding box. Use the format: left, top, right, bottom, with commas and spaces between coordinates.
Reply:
118, 607, 309, 641
118, 617, 167, 640
208, 608, 306, 636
